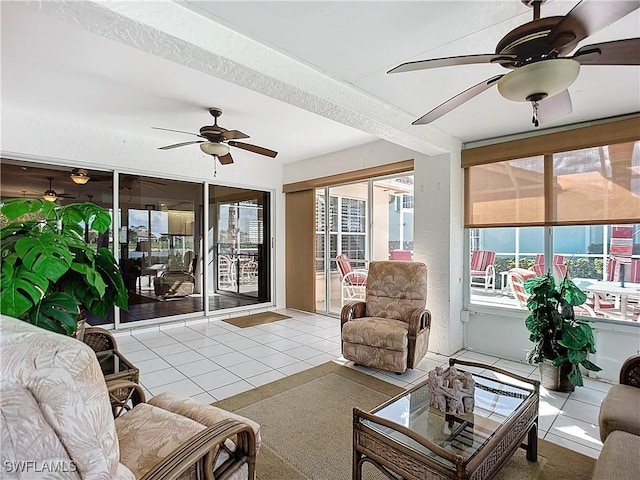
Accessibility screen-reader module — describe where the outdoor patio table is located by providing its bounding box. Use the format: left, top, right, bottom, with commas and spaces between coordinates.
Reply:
584, 281, 640, 320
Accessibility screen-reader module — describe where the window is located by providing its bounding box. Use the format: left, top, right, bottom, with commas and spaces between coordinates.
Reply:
466, 139, 639, 322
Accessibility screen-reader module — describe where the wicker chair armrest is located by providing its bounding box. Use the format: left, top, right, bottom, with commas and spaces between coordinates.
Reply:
83, 326, 118, 352
619, 355, 640, 387
406, 308, 432, 336
107, 380, 146, 418
340, 301, 366, 328
140, 419, 257, 480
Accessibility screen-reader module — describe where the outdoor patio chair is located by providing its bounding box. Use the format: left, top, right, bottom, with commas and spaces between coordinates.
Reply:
336, 254, 368, 305
507, 268, 537, 309
469, 250, 496, 290
531, 254, 566, 278
508, 268, 596, 316
606, 225, 634, 282
218, 254, 236, 288
0, 316, 260, 480
341, 261, 431, 374
241, 260, 259, 283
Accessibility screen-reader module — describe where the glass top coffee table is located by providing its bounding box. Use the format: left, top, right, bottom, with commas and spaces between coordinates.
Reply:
353, 358, 540, 480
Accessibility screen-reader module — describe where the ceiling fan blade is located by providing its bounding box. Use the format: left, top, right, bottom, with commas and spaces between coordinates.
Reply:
412, 75, 503, 125
218, 153, 234, 165
537, 90, 573, 125
158, 140, 205, 150
222, 129, 250, 140
546, 0, 640, 53
388, 54, 517, 74
227, 141, 278, 158
152, 126, 203, 137
571, 38, 640, 65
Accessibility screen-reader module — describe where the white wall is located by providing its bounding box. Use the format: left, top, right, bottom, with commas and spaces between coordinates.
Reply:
1, 106, 287, 310
285, 139, 465, 356
466, 307, 640, 382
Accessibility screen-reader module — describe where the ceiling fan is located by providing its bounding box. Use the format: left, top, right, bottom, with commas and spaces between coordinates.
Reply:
43, 177, 76, 202
389, 0, 640, 127
153, 107, 278, 164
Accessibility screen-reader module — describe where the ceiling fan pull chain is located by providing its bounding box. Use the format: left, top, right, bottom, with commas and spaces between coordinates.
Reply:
531, 101, 540, 127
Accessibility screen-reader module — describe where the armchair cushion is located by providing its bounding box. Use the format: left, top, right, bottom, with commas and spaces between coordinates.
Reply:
148, 392, 261, 451
365, 261, 428, 321
1, 384, 82, 480
0, 315, 127, 480
115, 403, 206, 479
342, 317, 408, 351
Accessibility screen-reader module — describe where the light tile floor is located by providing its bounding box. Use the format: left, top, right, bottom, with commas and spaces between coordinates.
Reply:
114, 308, 610, 459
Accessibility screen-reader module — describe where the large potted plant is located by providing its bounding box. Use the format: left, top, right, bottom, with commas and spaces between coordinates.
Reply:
524, 272, 601, 391
1, 198, 128, 337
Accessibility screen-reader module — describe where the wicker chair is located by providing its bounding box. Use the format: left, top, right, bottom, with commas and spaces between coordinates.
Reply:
0, 316, 260, 480
341, 261, 431, 374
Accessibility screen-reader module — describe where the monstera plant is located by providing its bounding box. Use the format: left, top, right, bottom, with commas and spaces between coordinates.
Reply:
1, 198, 127, 336
524, 272, 601, 390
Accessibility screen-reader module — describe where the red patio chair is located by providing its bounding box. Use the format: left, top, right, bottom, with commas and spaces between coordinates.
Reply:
469, 250, 496, 290
607, 225, 634, 282
507, 268, 537, 309
531, 254, 566, 278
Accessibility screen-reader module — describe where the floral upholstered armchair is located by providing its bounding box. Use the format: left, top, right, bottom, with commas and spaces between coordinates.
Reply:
340, 261, 431, 374
0, 316, 260, 480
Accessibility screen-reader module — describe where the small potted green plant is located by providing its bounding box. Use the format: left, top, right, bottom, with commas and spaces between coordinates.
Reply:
1, 198, 128, 337
524, 272, 601, 391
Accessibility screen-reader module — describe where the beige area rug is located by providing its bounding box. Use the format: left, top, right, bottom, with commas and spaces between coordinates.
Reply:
213, 362, 595, 480
222, 311, 291, 328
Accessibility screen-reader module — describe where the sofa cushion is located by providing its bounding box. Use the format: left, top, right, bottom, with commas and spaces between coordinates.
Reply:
598, 384, 640, 441
591, 430, 640, 480
342, 317, 408, 351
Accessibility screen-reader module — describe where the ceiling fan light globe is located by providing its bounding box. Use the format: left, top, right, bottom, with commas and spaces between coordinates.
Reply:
43, 190, 57, 202
497, 59, 580, 102
70, 168, 90, 184
200, 142, 230, 156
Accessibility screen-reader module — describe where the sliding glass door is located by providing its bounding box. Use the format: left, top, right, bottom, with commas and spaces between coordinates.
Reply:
315, 174, 414, 315
118, 174, 202, 323
209, 186, 271, 309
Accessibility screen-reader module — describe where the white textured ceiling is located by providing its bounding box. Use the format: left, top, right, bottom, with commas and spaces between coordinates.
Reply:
1, 0, 639, 167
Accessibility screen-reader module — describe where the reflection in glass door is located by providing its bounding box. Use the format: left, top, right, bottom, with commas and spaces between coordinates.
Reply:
118, 174, 202, 323
209, 186, 270, 308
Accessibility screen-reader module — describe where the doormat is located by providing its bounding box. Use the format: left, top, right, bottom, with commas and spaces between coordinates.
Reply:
223, 311, 291, 328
